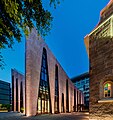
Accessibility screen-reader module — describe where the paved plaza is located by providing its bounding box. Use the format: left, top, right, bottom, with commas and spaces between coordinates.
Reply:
0, 112, 89, 120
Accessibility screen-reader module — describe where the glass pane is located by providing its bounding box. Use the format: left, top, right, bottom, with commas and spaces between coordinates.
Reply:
105, 94, 107, 97
43, 60, 46, 68
45, 74, 47, 81
38, 99, 41, 113
105, 84, 108, 87
104, 87, 108, 90
37, 48, 50, 114
108, 90, 110, 93
108, 83, 111, 87
104, 83, 111, 98
42, 100, 45, 113
108, 86, 111, 90
45, 100, 48, 112
41, 72, 45, 80
108, 94, 110, 97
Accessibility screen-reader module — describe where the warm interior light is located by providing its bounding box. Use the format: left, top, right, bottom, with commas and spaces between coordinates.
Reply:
104, 83, 111, 97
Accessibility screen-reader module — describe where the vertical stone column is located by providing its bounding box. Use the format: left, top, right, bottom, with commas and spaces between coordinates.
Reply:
69, 84, 74, 112
68, 82, 70, 112
18, 76, 20, 112
23, 78, 25, 114
59, 81, 61, 113
25, 28, 42, 116
76, 88, 78, 111
47, 51, 55, 114
14, 74, 16, 111
12, 69, 25, 113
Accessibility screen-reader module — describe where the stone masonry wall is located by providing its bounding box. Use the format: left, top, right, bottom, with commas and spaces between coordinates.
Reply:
89, 37, 113, 120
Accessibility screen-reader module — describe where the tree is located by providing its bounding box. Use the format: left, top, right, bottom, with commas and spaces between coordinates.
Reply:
0, 52, 5, 69
1, 104, 11, 111
0, 0, 60, 68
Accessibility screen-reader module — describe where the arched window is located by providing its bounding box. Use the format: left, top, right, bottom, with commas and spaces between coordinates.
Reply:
104, 83, 111, 98
98, 81, 113, 103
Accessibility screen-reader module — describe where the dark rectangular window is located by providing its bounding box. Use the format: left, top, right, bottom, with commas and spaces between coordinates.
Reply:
20, 81, 23, 112
12, 76, 14, 111
74, 89, 76, 112
16, 78, 18, 111
61, 93, 64, 113
66, 79, 69, 112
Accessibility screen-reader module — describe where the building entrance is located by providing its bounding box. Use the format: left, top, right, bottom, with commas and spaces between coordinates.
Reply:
37, 97, 50, 114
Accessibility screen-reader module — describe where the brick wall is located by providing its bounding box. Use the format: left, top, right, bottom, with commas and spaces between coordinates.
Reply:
12, 69, 25, 113
25, 28, 84, 116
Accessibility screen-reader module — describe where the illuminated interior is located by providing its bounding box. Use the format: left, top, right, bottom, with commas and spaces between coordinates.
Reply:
104, 83, 111, 98
37, 48, 51, 114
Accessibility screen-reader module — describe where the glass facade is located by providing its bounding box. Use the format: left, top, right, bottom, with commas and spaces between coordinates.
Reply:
37, 48, 51, 114
54, 65, 59, 113
0, 80, 11, 105
71, 72, 89, 109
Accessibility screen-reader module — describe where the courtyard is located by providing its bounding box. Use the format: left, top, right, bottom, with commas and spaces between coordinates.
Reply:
0, 112, 89, 120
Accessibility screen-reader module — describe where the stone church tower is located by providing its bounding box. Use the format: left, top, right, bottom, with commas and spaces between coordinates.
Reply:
84, 0, 113, 120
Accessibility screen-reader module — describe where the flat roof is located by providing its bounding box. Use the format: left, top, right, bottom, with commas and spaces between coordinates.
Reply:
0, 80, 10, 85
71, 72, 89, 83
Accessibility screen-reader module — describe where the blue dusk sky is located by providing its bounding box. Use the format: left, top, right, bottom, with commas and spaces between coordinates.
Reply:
0, 0, 109, 83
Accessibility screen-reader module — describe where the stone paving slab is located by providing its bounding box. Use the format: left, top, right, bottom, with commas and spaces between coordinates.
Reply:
0, 112, 89, 120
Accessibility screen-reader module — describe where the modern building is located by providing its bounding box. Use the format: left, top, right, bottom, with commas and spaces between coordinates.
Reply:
11, 69, 25, 113
84, 0, 113, 119
71, 72, 89, 109
25, 28, 84, 116
12, 28, 84, 116
0, 80, 11, 105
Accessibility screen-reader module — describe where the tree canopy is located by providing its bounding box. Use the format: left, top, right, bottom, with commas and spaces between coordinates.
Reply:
0, 0, 60, 68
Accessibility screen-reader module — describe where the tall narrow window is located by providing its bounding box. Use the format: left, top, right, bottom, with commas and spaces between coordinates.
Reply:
66, 79, 69, 112
12, 76, 14, 111
20, 81, 23, 112
104, 83, 111, 97
16, 78, 18, 111
74, 89, 76, 112
61, 93, 64, 113
77, 90, 78, 112
37, 48, 51, 114
54, 65, 59, 113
